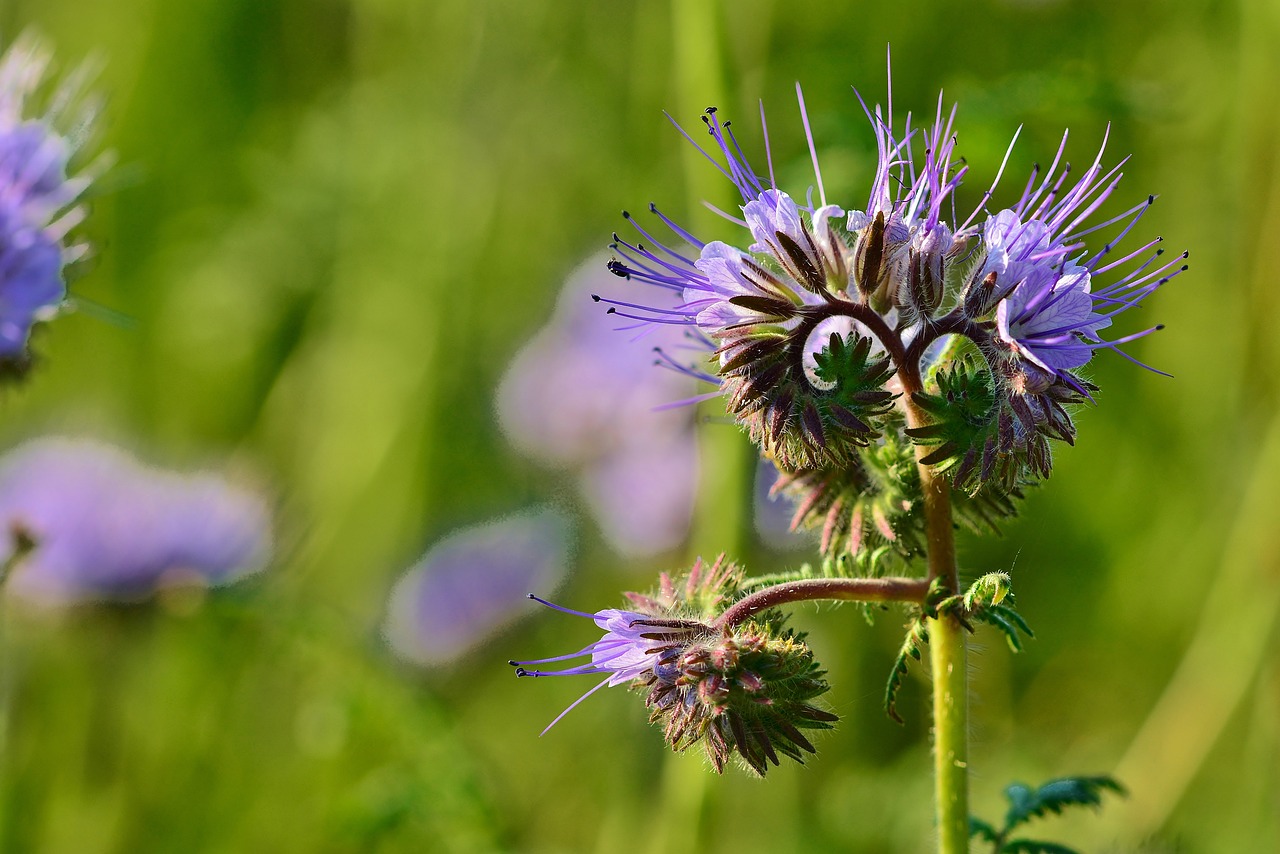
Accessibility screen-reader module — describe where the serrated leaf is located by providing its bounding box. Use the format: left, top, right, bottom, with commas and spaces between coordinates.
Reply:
1003, 776, 1126, 832
990, 604, 1034, 638
969, 817, 999, 842
974, 608, 1027, 652
884, 618, 929, 724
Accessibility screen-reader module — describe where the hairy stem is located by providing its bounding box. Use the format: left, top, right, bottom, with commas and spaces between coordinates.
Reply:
903, 371, 969, 853
715, 576, 929, 629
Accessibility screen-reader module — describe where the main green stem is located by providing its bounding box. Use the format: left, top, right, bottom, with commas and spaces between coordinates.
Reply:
905, 391, 969, 854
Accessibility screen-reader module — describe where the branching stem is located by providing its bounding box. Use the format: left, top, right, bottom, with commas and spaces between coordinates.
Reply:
901, 346, 970, 854
715, 576, 930, 629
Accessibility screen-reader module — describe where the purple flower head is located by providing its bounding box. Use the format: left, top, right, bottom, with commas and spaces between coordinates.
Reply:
603, 82, 974, 346
510, 596, 707, 735
496, 256, 698, 556
603, 59, 1184, 391
592, 55, 1186, 480
383, 510, 570, 667
972, 131, 1187, 377
0, 438, 272, 605
0, 36, 97, 360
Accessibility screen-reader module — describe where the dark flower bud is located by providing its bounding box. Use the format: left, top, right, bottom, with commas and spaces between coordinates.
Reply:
853, 211, 886, 302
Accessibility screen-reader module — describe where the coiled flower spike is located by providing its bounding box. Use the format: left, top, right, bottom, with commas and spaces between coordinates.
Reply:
511, 557, 838, 776
598, 65, 1185, 494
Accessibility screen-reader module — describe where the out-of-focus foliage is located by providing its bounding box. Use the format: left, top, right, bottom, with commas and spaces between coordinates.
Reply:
0, 1, 1276, 852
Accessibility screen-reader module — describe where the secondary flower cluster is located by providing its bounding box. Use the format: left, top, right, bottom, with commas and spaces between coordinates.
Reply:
510, 556, 836, 776
602, 85, 1185, 519
0, 36, 96, 368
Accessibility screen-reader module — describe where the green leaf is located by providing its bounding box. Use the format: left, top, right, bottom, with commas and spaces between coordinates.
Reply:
1003, 776, 1127, 831
969, 817, 999, 843
883, 618, 929, 724
964, 572, 1012, 609
973, 604, 1034, 652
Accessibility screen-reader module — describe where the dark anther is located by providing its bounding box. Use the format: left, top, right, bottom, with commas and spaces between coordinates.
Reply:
606, 307, 617, 314
1155, 324, 1166, 331
622, 210, 631, 219
705, 106, 717, 114
591, 294, 601, 301
1148, 194, 1156, 204
648, 202, 658, 212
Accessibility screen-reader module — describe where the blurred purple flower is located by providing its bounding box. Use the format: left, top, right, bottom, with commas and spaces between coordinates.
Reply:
384, 510, 570, 667
0, 36, 96, 360
496, 257, 698, 556
753, 460, 810, 551
0, 438, 272, 604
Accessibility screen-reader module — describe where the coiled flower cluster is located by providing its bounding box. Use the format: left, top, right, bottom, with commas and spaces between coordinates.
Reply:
601, 84, 1185, 556
511, 556, 835, 776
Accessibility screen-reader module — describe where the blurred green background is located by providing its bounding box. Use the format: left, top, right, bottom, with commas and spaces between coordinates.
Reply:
2, 0, 1278, 851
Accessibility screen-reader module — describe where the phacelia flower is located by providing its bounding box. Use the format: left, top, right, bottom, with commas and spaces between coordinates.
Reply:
0, 438, 271, 605
599, 63, 1184, 483
497, 256, 698, 557
512, 556, 837, 775
383, 509, 569, 666
0, 36, 97, 365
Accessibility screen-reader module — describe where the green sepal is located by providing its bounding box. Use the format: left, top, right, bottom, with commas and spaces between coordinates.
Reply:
905, 356, 1019, 490
811, 331, 897, 417
716, 328, 896, 471
907, 354, 1096, 496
